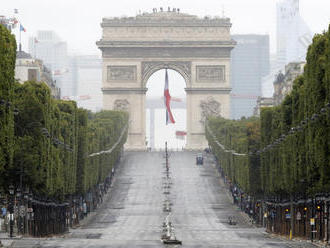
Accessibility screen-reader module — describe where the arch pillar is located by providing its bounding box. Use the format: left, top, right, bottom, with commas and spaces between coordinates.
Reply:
185, 87, 231, 150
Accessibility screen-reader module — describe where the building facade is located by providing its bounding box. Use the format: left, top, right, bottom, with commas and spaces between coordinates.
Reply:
273, 62, 305, 105
0, 15, 18, 32
15, 50, 60, 98
253, 97, 274, 116
253, 61, 305, 116
28, 30, 70, 98
230, 34, 270, 119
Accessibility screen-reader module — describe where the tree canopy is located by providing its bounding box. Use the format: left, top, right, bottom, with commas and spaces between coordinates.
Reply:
0, 26, 128, 200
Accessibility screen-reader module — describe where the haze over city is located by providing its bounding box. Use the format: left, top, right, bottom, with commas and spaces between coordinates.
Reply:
2, 0, 330, 54
2, 0, 330, 148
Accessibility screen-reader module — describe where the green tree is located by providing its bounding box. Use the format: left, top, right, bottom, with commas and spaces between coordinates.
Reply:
206, 117, 261, 196
0, 25, 17, 190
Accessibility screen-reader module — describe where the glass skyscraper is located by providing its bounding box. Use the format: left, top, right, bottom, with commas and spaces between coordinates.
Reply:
230, 35, 270, 119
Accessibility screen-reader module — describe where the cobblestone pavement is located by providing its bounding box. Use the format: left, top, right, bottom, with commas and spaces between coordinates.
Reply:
4, 151, 320, 248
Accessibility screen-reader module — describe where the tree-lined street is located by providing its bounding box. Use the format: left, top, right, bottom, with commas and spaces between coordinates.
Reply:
4, 151, 318, 247
1, 2, 330, 247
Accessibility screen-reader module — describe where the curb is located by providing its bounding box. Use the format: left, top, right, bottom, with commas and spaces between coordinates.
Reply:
268, 232, 328, 247
68, 171, 118, 231
212, 160, 256, 227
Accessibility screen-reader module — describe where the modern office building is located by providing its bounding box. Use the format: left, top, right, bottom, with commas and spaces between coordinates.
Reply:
28, 31, 102, 111
28, 31, 70, 97
230, 34, 270, 119
69, 55, 102, 112
276, 0, 312, 69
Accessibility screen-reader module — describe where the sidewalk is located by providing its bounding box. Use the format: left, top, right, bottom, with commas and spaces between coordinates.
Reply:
0, 231, 23, 247
209, 156, 256, 227
0, 171, 118, 247
66, 174, 117, 237
267, 232, 329, 248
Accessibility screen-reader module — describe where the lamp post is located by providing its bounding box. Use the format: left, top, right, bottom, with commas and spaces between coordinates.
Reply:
23, 188, 29, 235
8, 184, 14, 238
0, 190, 4, 232
16, 187, 22, 234
311, 197, 316, 242
27, 192, 33, 236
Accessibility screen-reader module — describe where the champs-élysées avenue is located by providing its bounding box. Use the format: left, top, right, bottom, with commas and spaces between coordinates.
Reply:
0, 0, 329, 247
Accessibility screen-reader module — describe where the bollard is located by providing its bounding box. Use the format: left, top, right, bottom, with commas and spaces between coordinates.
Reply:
290, 229, 292, 240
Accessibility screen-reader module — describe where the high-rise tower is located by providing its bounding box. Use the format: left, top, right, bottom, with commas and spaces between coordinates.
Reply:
276, 0, 312, 68
29, 31, 70, 98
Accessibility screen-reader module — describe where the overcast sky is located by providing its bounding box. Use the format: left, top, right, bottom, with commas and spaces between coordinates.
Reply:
2, 0, 330, 55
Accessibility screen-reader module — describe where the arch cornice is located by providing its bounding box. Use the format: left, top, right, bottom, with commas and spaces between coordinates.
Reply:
141, 61, 191, 87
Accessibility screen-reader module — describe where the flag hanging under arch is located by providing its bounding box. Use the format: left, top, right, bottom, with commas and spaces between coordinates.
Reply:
164, 69, 175, 125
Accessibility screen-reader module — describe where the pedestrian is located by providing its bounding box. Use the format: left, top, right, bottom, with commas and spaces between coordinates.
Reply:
1, 206, 6, 218
83, 201, 87, 217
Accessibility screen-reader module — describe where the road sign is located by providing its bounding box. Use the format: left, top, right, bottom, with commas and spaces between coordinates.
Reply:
296, 211, 301, 220
176, 131, 187, 140
310, 218, 315, 225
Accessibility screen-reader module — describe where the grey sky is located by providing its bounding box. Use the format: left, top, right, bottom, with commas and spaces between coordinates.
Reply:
2, 0, 330, 55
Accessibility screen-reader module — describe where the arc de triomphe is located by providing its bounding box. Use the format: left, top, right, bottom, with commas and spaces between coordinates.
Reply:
97, 9, 235, 150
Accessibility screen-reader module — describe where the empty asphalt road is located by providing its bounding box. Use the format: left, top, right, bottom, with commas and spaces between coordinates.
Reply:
7, 151, 318, 248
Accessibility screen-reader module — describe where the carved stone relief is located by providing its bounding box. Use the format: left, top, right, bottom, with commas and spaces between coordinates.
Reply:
114, 99, 130, 112
200, 96, 221, 123
107, 66, 137, 81
196, 65, 225, 82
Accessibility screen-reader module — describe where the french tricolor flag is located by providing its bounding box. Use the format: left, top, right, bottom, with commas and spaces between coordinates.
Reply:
164, 69, 175, 125
20, 24, 26, 32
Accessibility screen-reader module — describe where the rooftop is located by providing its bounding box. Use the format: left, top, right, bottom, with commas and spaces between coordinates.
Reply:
102, 8, 231, 27
16, 50, 32, 59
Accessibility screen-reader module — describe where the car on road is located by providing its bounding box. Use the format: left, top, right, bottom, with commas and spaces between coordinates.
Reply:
196, 153, 204, 165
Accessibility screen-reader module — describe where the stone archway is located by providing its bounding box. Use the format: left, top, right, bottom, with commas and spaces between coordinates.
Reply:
97, 10, 235, 150
141, 61, 191, 87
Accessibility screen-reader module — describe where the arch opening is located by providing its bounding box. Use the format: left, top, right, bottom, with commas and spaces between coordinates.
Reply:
142, 61, 191, 88
145, 69, 186, 150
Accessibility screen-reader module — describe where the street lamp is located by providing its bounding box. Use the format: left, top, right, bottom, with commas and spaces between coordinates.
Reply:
8, 185, 14, 195
8, 184, 14, 238
0, 189, 4, 225
27, 192, 33, 236
23, 188, 29, 235
16, 187, 21, 198
16, 187, 23, 234
23, 188, 29, 200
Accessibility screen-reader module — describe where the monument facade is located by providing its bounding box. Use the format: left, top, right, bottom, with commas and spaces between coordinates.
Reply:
97, 8, 235, 150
